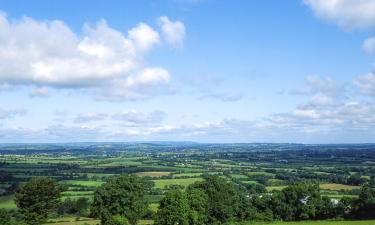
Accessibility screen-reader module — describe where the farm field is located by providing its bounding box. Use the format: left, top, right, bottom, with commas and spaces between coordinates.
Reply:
239, 220, 375, 225
43, 217, 153, 225
1, 142, 375, 224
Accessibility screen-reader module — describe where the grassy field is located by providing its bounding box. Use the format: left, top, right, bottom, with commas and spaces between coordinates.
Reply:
172, 172, 203, 178
43, 217, 153, 225
0, 195, 16, 209
59, 180, 104, 187
135, 171, 171, 177
42, 218, 375, 225
319, 183, 360, 191
239, 221, 375, 225
152, 177, 203, 189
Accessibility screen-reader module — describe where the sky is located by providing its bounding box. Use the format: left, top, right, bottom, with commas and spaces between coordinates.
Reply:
0, 0, 375, 143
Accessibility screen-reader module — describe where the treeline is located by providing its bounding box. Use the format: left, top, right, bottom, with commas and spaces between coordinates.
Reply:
154, 176, 375, 224
1, 175, 375, 225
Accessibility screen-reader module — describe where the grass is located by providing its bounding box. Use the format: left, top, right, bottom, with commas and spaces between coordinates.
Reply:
152, 177, 203, 189
266, 186, 287, 191
242, 180, 259, 184
319, 183, 360, 191
135, 171, 171, 177
44, 217, 153, 225
45, 217, 99, 225
0, 194, 16, 209
149, 203, 159, 212
266, 184, 360, 192
172, 172, 203, 178
59, 180, 104, 187
231, 174, 249, 179
237, 220, 375, 225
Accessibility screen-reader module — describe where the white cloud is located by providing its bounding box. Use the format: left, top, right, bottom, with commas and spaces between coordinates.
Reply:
291, 76, 344, 107
303, 0, 375, 30
0, 13, 171, 101
128, 22, 160, 51
95, 68, 171, 101
158, 16, 186, 48
355, 73, 375, 96
363, 37, 375, 54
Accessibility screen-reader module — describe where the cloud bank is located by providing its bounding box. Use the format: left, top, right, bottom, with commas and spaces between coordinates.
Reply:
0, 13, 184, 101
303, 0, 375, 30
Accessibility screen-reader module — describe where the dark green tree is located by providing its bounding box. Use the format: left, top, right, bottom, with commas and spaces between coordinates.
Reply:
271, 183, 321, 221
189, 175, 243, 224
91, 174, 150, 225
75, 197, 90, 216
351, 185, 375, 219
0, 209, 17, 225
316, 196, 336, 219
186, 188, 208, 225
15, 177, 64, 225
154, 189, 190, 225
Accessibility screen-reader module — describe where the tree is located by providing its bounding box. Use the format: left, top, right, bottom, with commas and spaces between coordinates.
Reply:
270, 183, 321, 221
0, 209, 17, 225
154, 189, 190, 225
186, 188, 208, 225
15, 177, 64, 225
351, 185, 375, 219
316, 196, 336, 219
75, 197, 90, 216
188, 175, 243, 224
91, 174, 150, 225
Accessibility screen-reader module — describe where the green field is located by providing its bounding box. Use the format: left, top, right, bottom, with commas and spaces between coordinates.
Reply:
135, 171, 171, 177
319, 183, 360, 191
1, 143, 375, 225
238, 221, 375, 225
0, 195, 16, 209
152, 177, 203, 189
59, 180, 104, 187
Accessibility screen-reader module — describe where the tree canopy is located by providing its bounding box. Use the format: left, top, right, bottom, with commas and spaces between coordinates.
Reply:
91, 174, 150, 225
14, 177, 65, 225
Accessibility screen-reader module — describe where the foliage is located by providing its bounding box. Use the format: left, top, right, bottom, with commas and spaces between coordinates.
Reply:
188, 175, 245, 224
91, 174, 150, 225
14, 177, 64, 225
154, 189, 190, 225
349, 185, 375, 219
57, 197, 90, 216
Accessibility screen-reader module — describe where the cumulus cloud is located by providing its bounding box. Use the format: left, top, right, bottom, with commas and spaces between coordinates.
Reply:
266, 75, 375, 135
95, 68, 172, 101
0, 13, 175, 101
158, 16, 186, 48
303, 0, 375, 30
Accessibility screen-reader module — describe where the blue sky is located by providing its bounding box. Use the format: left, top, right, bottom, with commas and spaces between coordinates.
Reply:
0, 0, 375, 143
